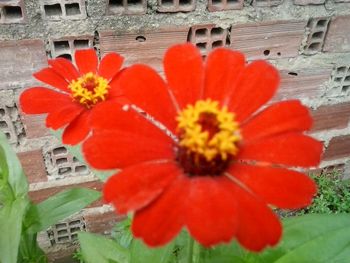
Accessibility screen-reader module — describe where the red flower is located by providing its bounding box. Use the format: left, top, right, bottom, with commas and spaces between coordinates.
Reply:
20, 49, 124, 145
83, 44, 323, 251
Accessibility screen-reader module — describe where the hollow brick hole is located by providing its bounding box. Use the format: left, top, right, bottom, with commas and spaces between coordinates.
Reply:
3, 6, 23, 20
74, 39, 89, 48
44, 4, 62, 17
65, 3, 81, 16
54, 40, 70, 53
57, 53, 72, 60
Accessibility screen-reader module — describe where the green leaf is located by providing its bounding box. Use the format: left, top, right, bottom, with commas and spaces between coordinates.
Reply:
79, 232, 129, 263
238, 214, 350, 263
0, 131, 28, 199
274, 214, 350, 263
130, 238, 176, 263
0, 197, 29, 263
25, 188, 101, 234
112, 217, 133, 249
18, 232, 48, 263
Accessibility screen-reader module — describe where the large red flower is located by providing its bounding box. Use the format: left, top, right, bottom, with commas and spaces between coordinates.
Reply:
83, 44, 323, 251
20, 49, 124, 145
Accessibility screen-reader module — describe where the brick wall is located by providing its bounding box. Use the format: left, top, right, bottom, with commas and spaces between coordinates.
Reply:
1, 0, 350, 261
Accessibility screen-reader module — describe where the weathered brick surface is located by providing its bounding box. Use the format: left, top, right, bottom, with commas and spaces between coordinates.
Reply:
311, 102, 350, 132
18, 150, 48, 183
100, 27, 188, 71
323, 15, 350, 53
208, 0, 243, 12
271, 68, 332, 102
324, 134, 350, 161
41, 0, 87, 20
107, 0, 147, 15
85, 210, 125, 234
0, 90, 26, 146
328, 65, 350, 98
188, 24, 229, 56
253, 0, 283, 6
302, 17, 330, 55
0, 0, 26, 24
158, 0, 196, 12
230, 20, 306, 60
49, 35, 94, 62
20, 113, 50, 139
0, 39, 47, 90
294, 0, 325, 5
29, 179, 103, 205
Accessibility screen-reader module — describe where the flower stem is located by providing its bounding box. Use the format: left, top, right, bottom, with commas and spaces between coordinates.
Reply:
186, 237, 194, 263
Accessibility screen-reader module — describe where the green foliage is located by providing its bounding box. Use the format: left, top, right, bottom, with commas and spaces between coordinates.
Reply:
78, 232, 130, 263
198, 214, 350, 263
25, 188, 101, 234
0, 131, 101, 263
299, 172, 350, 214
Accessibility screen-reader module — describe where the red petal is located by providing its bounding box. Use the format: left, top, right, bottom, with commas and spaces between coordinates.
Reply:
90, 101, 172, 138
62, 110, 91, 145
75, 49, 98, 75
226, 60, 280, 122
104, 161, 180, 214
98, 52, 124, 80
185, 177, 237, 247
132, 175, 188, 247
46, 104, 84, 130
83, 130, 174, 169
107, 70, 124, 99
48, 58, 79, 82
227, 164, 317, 209
20, 87, 72, 114
241, 100, 312, 143
116, 64, 178, 132
33, 68, 70, 92
238, 133, 323, 167
164, 43, 204, 109
204, 48, 245, 102
225, 179, 282, 251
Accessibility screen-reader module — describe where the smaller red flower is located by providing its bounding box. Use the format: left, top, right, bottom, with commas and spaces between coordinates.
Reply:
20, 49, 124, 145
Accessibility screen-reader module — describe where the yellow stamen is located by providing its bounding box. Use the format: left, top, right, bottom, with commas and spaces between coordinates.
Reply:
68, 72, 109, 108
177, 99, 240, 161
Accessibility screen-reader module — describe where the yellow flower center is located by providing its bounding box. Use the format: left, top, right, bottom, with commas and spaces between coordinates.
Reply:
68, 72, 110, 108
176, 99, 241, 176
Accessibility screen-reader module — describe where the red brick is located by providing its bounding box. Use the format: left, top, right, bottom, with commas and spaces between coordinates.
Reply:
271, 68, 332, 102
324, 134, 350, 161
311, 102, 350, 132
20, 113, 50, 139
208, 0, 243, 12
29, 180, 103, 205
85, 210, 125, 234
229, 20, 306, 60
18, 150, 48, 183
294, 0, 325, 5
323, 15, 350, 53
158, 0, 196, 12
0, 39, 47, 90
99, 27, 188, 71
